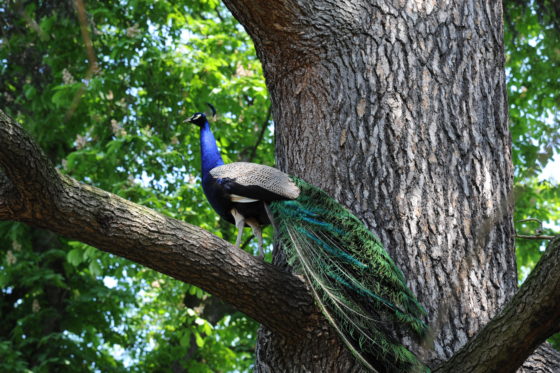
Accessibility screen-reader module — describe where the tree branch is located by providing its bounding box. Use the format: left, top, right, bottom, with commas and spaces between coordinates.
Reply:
3, 110, 560, 371
220, 0, 351, 88
0, 111, 63, 214
516, 234, 556, 240
520, 344, 560, 373
0, 109, 316, 337
0, 169, 22, 219
435, 237, 560, 373
247, 104, 272, 162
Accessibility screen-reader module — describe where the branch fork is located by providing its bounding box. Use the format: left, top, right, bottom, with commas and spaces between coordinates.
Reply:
1, 109, 559, 371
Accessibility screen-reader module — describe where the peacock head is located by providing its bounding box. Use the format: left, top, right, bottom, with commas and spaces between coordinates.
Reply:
185, 103, 216, 127
185, 112, 208, 127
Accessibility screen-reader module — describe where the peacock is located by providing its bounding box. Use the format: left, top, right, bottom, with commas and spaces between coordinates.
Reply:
186, 108, 428, 372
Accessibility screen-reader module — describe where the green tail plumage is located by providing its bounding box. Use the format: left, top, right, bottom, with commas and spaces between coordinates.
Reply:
269, 178, 428, 372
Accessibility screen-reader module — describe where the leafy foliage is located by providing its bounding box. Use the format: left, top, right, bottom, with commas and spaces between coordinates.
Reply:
0, 0, 269, 371
0, 0, 559, 370
504, 0, 560, 277
504, 0, 560, 350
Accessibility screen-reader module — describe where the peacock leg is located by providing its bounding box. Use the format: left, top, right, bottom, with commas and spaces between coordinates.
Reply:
247, 220, 263, 258
231, 209, 245, 247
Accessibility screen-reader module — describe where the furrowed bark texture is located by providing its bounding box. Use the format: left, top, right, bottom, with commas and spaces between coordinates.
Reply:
2, 0, 560, 371
223, 0, 560, 371
0, 110, 317, 339
435, 238, 560, 373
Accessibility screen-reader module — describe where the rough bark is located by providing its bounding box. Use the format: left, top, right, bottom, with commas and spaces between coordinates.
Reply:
221, 0, 560, 371
435, 238, 560, 373
0, 110, 318, 338
519, 344, 560, 373
2, 0, 560, 371
1, 101, 559, 371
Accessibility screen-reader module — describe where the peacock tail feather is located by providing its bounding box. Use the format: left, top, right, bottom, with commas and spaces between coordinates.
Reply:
268, 177, 428, 372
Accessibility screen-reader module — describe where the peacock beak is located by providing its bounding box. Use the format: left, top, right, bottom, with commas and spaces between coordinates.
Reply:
184, 113, 203, 124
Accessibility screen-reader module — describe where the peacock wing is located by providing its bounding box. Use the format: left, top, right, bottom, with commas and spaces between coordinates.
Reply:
209, 162, 300, 202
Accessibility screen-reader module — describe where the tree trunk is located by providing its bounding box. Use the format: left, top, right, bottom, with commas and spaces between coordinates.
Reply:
222, 0, 557, 370
2, 0, 560, 371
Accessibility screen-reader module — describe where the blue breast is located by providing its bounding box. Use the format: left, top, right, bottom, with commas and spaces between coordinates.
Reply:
199, 121, 233, 222
199, 121, 224, 176
198, 120, 270, 227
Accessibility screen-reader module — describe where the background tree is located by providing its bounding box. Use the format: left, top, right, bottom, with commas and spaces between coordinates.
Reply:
0, 1, 268, 371
504, 0, 560, 274
504, 0, 560, 350
0, 0, 559, 372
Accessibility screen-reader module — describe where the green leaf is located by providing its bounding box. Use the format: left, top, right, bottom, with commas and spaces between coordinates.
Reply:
89, 260, 102, 277
67, 248, 83, 266
180, 331, 191, 348
194, 332, 204, 348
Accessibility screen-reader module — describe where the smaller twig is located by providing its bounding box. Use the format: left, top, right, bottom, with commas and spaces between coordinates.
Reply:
66, 0, 100, 121
215, 6, 225, 23
514, 218, 556, 239
248, 105, 273, 162
517, 218, 544, 226
515, 234, 556, 240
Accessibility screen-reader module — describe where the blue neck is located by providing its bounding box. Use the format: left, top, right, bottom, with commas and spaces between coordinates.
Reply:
200, 120, 224, 177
